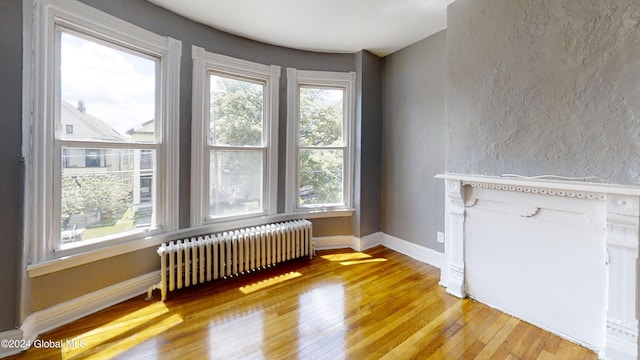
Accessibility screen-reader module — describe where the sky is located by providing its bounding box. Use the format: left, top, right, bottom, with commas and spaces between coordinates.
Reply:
60, 31, 156, 136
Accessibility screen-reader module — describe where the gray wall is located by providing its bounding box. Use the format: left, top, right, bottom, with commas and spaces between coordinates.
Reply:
382, 31, 446, 250
447, 0, 640, 185
0, 0, 384, 329
354, 50, 383, 238
0, 0, 22, 330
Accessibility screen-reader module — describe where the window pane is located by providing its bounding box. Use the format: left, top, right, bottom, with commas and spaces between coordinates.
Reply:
61, 148, 155, 244
209, 150, 263, 217
210, 75, 264, 146
59, 31, 157, 142
299, 87, 343, 147
299, 149, 343, 206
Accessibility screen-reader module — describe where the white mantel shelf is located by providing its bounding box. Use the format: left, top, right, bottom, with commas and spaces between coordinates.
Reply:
436, 173, 640, 360
436, 173, 640, 197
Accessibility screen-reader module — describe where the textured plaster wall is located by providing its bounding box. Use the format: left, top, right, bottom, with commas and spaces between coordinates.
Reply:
447, 0, 640, 185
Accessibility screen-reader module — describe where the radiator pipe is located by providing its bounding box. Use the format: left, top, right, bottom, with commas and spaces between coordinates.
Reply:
145, 282, 162, 301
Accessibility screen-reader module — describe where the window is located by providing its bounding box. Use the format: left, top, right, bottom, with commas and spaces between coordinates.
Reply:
28, 0, 181, 261
286, 69, 356, 212
191, 46, 280, 226
84, 149, 101, 168
140, 149, 153, 170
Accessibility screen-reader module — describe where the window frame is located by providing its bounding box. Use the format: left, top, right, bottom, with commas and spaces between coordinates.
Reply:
191, 46, 280, 227
27, 0, 181, 263
285, 68, 356, 213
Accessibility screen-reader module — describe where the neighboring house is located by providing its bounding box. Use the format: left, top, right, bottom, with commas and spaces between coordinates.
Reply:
126, 120, 155, 225
60, 100, 154, 231
60, 100, 131, 235
60, 100, 128, 175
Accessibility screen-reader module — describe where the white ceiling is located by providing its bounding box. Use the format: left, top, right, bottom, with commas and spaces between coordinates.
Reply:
147, 0, 454, 57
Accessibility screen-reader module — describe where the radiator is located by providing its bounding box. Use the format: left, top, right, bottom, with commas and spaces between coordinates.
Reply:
147, 219, 313, 301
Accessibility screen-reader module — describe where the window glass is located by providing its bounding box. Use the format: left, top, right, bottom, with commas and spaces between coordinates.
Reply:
59, 31, 156, 142
297, 86, 346, 207
60, 148, 156, 243
209, 150, 263, 217
58, 30, 159, 245
299, 149, 343, 206
210, 74, 263, 147
207, 73, 266, 218
299, 87, 343, 147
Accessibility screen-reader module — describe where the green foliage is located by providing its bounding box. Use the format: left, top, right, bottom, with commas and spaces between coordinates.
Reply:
298, 88, 345, 205
211, 78, 345, 207
299, 88, 343, 146
299, 149, 343, 205
61, 174, 132, 228
210, 75, 263, 146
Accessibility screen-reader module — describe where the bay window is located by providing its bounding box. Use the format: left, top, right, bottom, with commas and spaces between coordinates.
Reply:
28, 0, 181, 262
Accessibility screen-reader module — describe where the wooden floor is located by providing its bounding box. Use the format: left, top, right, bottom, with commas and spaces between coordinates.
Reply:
9, 246, 597, 360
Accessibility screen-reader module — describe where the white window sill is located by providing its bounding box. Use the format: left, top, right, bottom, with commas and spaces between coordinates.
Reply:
26, 209, 355, 278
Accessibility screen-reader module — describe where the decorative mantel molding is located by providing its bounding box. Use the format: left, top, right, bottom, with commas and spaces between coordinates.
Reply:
436, 173, 640, 360
436, 173, 640, 198
462, 180, 606, 200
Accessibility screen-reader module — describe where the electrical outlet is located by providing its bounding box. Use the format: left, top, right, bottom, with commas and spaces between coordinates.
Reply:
437, 231, 444, 243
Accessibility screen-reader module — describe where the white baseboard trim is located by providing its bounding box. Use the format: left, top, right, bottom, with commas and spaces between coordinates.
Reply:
313, 235, 355, 250
313, 232, 444, 270
381, 233, 444, 269
358, 232, 384, 251
313, 232, 384, 252
1, 270, 160, 358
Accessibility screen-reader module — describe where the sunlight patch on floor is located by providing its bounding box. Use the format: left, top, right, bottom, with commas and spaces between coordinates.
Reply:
239, 271, 302, 294
339, 258, 388, 266
321, 253, 372, 262
61, 302, 182, 359
321, 252, 387, 266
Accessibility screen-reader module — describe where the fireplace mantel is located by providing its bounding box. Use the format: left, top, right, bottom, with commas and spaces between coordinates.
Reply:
436, 173, 640, 360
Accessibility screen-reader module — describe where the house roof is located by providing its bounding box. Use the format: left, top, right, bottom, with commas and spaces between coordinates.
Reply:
126, 119, 154, 135
60, 101, 127, 142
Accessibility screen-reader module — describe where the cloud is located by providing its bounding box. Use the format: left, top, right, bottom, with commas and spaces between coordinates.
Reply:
60, 32, 156, 135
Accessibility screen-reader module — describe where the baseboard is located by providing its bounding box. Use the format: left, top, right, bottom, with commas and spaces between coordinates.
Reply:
3, 270, 160, 358
313, 232, 443, 270
358, 232, 384, 251
313, 232, 384, 252
313, 235, 355, 250
381, 233, 444, 269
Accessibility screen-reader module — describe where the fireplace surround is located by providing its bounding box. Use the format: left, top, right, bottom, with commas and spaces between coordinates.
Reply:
437, 174, 639, 360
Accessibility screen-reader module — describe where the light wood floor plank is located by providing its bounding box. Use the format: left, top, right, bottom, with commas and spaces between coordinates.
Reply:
474, 317, 520, 359
491, 321, 530, 359
427, 306, 500, 359
8, 246, 598, 360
